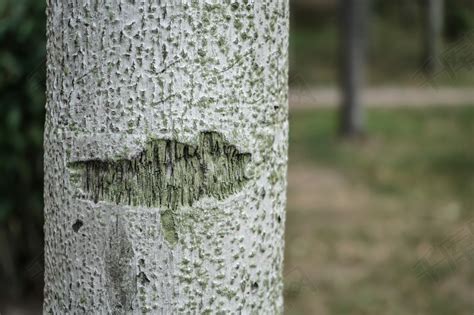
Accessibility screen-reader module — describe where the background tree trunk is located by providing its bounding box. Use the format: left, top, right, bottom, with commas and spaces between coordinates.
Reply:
422, 0, 444, 75
339, 0, 369, 137
44, 1, 289, 313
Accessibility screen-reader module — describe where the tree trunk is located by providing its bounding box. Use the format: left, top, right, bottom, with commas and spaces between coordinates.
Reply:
44, 1, 289, 313
422, 0, 444, 75
339, 0, 369, 137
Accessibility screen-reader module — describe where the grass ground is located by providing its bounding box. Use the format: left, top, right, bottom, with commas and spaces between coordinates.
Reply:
284, 106, 474, 314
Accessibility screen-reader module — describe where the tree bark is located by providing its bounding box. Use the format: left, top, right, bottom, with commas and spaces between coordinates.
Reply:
44, 1, 289, 313
422, 0, 444, 75
339, 0, 369, 137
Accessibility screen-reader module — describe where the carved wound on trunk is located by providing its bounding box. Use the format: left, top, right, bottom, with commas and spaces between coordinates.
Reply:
69, 132, 251, 244
105, 216, 136, 312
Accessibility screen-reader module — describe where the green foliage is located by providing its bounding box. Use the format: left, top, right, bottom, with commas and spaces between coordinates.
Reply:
445, 0, 474, 41
0, 0, 46, 297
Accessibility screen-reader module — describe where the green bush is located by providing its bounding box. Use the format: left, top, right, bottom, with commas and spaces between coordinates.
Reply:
0, 0, 46, 297
445, 1, 474, 41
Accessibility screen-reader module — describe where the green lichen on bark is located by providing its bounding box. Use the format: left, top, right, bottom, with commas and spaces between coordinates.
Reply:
69, 132, 251, 245
160, 210, 179, 245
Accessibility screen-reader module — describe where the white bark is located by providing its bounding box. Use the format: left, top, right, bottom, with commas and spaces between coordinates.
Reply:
44, 0, 289, 314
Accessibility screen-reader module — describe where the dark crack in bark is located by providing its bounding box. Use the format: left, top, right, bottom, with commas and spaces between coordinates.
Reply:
105, 215, 136, 314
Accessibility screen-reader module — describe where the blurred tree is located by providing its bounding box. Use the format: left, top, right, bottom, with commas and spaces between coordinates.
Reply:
339, 0, 369, 137
422, 0, 444, 75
